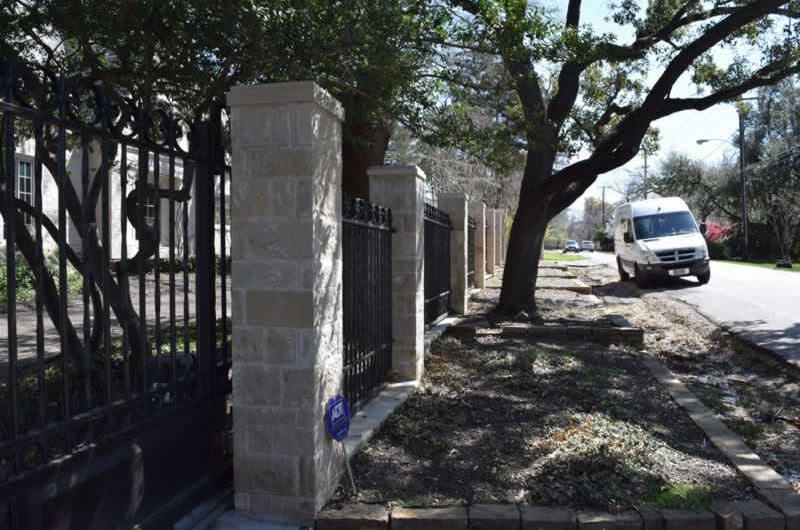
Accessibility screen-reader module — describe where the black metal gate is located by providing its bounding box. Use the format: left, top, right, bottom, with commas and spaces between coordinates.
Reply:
424, 203, 451, 326
342, 195, 392, 411
467, 216, 476, 288
0, 58, 231, 530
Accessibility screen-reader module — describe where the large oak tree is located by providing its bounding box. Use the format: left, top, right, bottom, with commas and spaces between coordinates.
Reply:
432, 0, 800, 314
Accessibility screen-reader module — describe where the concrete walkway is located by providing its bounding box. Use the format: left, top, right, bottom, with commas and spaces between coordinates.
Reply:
0, 273, 231, 364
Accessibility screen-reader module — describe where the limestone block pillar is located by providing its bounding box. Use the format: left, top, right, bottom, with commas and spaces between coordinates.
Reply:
368, 165, 425, 381
497, 209, 505, 265
487, 208, 497, 276
503, 210, 509, 263
438, 193, 469, 314
469, 202, 486, 288
228, 82, 344, 525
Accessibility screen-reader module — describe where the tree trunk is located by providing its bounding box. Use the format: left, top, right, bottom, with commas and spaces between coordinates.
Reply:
498, 203, 549, 314
497, 151, 555, 315
342, 95, 392, 199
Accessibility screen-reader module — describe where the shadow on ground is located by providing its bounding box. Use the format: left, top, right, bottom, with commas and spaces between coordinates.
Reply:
332, 335, 753, 510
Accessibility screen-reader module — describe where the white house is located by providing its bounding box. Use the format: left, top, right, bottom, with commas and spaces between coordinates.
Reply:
5, 141, 231, 263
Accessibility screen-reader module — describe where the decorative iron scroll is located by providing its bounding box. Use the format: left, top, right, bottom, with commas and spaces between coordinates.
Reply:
0, 56, 204, 159
342, 193, 392, 229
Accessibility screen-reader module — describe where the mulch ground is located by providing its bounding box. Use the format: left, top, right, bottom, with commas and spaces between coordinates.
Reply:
577, 262, 800, 494
469, 270, 607, 324
332, 333, 752, 510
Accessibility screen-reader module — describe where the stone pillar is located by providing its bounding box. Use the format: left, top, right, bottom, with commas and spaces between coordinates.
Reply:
228, 82, 344, 525
487, 208, 497, 276
496, 209, 505, 265
438, 193, 469, 314
469, 202, 486, 288
503, 210, 509, 262
500, 210, 507, 264
369, 165, 425, 381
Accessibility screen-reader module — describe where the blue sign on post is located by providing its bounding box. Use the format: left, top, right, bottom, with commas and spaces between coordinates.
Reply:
324, 395, 351, 442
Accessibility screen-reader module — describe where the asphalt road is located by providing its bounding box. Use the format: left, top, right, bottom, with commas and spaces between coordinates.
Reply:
587, 251, 800, 368
590, 252, 800, 367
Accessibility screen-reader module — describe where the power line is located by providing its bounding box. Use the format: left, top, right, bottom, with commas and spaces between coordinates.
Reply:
701, 140, 728, 160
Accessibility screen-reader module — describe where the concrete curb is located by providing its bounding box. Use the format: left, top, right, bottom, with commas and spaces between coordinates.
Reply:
536, 278, 592, 295
641, 354, 800, 528
341, 315, 462, 459
343, 382, 418, 459
539, 262, 570, 271
447, 323, 644, 346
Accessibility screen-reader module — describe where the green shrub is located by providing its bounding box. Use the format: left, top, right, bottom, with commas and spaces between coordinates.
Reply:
707, 240, 729, 259
0, 252, 82, 303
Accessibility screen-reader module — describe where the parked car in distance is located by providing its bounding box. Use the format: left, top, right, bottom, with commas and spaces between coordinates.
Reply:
581, 240, 595, 252
613, 197, 710, 288
563, 240, 580, 253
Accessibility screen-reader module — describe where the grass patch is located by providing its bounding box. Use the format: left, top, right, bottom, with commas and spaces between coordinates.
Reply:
542, 251, 587, 262
643, 483, 711, 510
717, 259, 800, 272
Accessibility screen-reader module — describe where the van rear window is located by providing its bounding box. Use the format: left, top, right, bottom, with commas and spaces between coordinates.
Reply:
633, 211, 697, 239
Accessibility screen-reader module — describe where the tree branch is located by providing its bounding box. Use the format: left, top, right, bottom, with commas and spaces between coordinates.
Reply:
546, 0, 582, 126
645, 0, 788, 107
656, 63, 800, 118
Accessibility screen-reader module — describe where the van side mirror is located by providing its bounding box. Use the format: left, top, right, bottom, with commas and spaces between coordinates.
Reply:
623, 232, 633, 244
700, 223, 707, 235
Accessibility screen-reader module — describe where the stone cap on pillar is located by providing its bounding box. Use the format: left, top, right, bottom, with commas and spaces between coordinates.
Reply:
367, 165, 427, 182
439, 191, 469, 201
227, 81, 345, 121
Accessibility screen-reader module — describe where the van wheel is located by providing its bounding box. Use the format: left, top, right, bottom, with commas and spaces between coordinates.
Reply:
635, 264, 650, 288
617, 257, 630, 281
697, 270, 710, 285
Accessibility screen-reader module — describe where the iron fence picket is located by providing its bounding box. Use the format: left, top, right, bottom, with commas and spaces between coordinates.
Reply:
33, 120, 47, 445
424, 203, 451, 325
342, 194, 392, 411
467, 216, 476, 288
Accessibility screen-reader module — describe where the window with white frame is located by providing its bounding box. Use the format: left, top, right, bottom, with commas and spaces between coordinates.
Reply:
144, 195, 157, 227
17, 160, 33, 225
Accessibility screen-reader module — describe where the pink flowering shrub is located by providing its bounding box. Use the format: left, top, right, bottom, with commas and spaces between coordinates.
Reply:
704, 221, 733, 258
704, 222, 732, 242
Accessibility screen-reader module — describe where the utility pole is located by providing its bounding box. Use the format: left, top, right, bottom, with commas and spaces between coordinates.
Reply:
643, 151, 649, 200
602, 185, 606, 225
739, 109, 750, 260
599, 185, 610, 229
697, 97, 756, 260
735, 96, 757, 260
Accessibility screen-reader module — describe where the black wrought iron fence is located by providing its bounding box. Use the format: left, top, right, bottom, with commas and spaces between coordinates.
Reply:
484, 223, 491, 278
424, 203, 451, 325
342, 195, 392, 411
467, 216, 476, 288
0, 58, 231, 529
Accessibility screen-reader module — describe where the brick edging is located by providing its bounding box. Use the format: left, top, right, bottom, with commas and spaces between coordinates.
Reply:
317, 501, 795, 529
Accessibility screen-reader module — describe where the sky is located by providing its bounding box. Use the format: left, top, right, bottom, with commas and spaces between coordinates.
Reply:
550, 1, 750, 212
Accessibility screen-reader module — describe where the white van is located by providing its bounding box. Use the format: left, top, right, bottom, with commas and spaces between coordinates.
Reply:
613, 197, 710, 287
